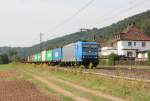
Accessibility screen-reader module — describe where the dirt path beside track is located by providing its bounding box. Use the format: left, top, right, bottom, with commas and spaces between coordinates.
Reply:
32, 75, 89, 101
50, 77, 126, 101
23, 68, 126, 101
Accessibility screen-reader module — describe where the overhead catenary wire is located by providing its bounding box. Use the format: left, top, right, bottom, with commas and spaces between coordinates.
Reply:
73, 0, 150, 35
96, 0, 150, 28
49, 0, 95, 32
44, 0, 96, 41
44, 0, 150, 42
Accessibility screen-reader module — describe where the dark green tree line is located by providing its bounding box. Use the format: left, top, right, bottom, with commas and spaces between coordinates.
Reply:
0, 54, 9, 64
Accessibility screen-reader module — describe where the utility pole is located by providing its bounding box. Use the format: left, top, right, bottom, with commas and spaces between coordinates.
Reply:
40, 33, 44, 51
40, 33, 44, 62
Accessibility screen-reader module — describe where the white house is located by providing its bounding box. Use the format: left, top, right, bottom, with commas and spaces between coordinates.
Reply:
100, 47, 117, 56
101, 23, 150, 59
137, 50, 148, 60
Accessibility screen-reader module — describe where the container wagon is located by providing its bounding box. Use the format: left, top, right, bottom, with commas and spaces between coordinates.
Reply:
52, 48, 62, 63
34, 53, 38, 62
45, 49, 53, 64
27, 56, 30, 63
41, 50, 46, 62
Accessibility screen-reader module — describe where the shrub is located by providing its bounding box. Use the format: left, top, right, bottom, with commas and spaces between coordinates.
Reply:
108, 53, 119, 65
88, 63, 93, 73
99, 59, 107, 65
148, 51, 150, 65
79, 65, 84, 74
0, 54, 9, 64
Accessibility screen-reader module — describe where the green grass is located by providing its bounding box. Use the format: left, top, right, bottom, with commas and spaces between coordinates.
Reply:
50, 78, 109, 101
52, 71, 150, 101
18, 65, 75, 101
0, 64, 16, 71
21, 64, 150, 101
24, 68, 109, 101
1, 63, 150, 101
97, 65, 150, 69
0, 64, 74, 101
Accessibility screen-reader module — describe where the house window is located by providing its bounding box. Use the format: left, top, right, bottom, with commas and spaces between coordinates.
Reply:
142, 42, 146, 47
127, 52, 133, 57
133, 32, 139, 34
128, 42, 132, 46
134, 42, 136, 46
142, 53, 145, 58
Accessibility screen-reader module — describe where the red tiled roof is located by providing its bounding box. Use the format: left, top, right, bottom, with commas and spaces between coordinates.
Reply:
120, 24, 150, 41
120, 25, 150, 41
105, 23, 150, 47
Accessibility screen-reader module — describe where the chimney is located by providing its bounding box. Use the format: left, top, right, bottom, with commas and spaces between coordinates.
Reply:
132, 22, 135, 26
128, 22, 135, 27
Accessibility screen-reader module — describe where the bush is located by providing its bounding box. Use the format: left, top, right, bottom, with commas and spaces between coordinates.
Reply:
99, 59, 107, 65
88, 63, 93, 73
148, 51, 150, 65
79, 65, 84, 74
108, 53, 119, 65
0, 54, 9, 64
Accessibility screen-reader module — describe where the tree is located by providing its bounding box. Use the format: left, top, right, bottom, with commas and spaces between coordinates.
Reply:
8, 49, 17, 62
141, 19, 150, 36
0, 56, 3, 64
148, 51, 150, 65
8, 49, 17, 57
108, 53, 119, 65
0, 54, 9, 64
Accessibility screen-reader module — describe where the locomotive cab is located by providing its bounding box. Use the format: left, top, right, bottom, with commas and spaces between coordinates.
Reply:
76, 41, 99, 66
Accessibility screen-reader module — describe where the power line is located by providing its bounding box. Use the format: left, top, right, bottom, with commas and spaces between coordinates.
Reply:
92, 0, 150, 44
96, 0, 150, 27
45, 0, 96, 40
50, 0, 95, 32
45, 0, 150, 42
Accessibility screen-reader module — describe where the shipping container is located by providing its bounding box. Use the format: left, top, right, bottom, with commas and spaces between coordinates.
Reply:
37, 53, 41, 61
27, 56, 30, 62
52, 48, 62, 61
34, 53, 38, 62
46, 50, 52, 61
31, 54, 34, 62
62, 43, 76, 62
41, 50, 46, 62
75, 42, 82, 61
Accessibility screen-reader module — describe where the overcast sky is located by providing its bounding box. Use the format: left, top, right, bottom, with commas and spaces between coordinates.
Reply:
0, 0, 150, 47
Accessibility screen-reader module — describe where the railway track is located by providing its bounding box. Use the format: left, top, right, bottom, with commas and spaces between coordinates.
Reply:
51, 66, 150, 83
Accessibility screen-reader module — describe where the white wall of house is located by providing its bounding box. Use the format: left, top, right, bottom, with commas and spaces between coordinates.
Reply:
101, 41, 150, 58
100, 47, 117, 56
137, 52, 148, 59
122, 50, 137, 57
117, 41, 150, 57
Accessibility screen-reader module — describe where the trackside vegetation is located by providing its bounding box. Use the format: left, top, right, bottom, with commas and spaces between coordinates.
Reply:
108, 53, 119, 65
9, 63, 150, 101
148, 51, 150, 65
0, 54, 9, 64
0, 63, 150, 101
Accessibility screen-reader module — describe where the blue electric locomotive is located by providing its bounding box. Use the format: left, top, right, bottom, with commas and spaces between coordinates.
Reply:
62, 41, 99, 66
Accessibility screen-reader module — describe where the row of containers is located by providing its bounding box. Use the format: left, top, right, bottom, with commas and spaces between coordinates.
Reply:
27, 41, 99, 65
28, 48, 61, 62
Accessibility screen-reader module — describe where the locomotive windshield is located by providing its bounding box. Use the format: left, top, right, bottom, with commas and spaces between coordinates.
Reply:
82, 44, 98, 48
82, 44, 98, 55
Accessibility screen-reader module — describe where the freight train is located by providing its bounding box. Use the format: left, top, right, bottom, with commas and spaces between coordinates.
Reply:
27, 41, 99, 67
